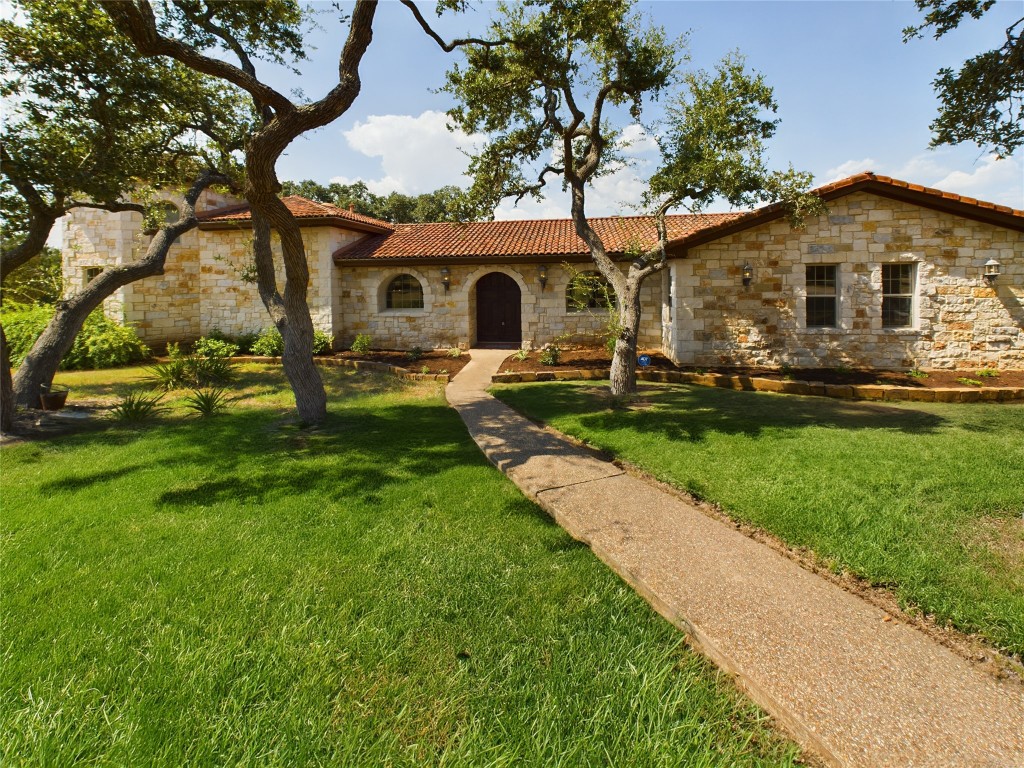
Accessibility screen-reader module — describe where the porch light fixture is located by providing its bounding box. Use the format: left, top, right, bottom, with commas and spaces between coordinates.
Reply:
741, 263, 754, 287
539, 264, 548, 291
983, 258, 1001, 285
440, 266, 451, 292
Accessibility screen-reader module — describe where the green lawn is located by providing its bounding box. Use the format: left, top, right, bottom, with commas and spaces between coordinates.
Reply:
493, 382, 1024, 657
1, 368, 801, 766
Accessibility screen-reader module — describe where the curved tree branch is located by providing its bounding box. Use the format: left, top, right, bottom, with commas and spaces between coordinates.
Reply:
99, 0, 294, 115
400, 0, 509, 51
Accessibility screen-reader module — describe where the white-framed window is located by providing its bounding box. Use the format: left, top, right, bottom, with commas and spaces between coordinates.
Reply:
881, 263, 915, 328
805, 264, 838, 327
384, 274, 424, 309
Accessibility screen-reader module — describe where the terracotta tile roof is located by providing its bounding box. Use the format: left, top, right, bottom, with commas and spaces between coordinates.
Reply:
333, 212, 744, 262
198, 196, 394, 233
668, 172, 1024, 249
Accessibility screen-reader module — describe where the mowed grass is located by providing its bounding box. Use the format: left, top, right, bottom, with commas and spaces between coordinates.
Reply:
1, 367, 802, 767
493, 382, 1024, 656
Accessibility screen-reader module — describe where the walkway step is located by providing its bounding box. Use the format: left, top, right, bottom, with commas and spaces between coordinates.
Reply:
447, 350, 1024, 768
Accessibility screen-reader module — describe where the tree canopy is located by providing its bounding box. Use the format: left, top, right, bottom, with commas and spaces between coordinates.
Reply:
279, 179, 489, 223
444, 0, 820, 395
904, 0, 1023, 157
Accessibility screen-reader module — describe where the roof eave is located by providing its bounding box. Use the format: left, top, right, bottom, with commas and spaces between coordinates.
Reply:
667, 177, 1024, 253
198, 216, 392, 235
333, 252, 608, 267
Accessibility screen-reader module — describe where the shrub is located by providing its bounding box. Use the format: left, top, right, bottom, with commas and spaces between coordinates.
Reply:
513, 347, 530, 362
183, 387, 229, 417
447, 347, 462, 358
540, 344, 561, 366
2, 305, 149, 370
908, 369, 929, 379
957, 377, 983, 387
192, 336, 239, 359
312, 330, 333, 355
251, 327, 284, 357
350, 334, 372, 354
976, 368, 999, 378
110, 391, 167, 422
407, 346, 424, 363
234, 332, 260, 354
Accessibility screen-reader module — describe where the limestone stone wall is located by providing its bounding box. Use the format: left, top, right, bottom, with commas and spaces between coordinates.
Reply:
61, 188, 243, 342
672, 191, 1024, 369
195, 226, 360, 339
336, 262, 662, 350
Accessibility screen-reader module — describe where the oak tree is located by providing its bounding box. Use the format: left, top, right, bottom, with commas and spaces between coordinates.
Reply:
444, 0, 820, 395
904, 0, 1023, 157
0, 0, 243, 426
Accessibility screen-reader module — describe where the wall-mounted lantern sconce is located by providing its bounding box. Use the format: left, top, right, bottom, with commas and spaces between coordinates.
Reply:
741, 263, 754, 287
983, 258, 1001, 285
539, 264, 548, 291
441, 266, 451, 292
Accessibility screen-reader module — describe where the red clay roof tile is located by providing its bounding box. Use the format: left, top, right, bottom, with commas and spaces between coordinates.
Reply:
332, 212, 744, 262
199, 196, 394, 232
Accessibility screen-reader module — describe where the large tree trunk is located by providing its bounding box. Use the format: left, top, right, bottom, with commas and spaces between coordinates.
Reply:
11, 172, 223, 408
609, 283, 642, 397
11, 294, 105, 407
1, 324, 14, 434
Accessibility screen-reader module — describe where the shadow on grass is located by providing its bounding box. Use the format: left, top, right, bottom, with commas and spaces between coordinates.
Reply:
25, 393, 547, 528
40, 465, 144, 494
500, 382, 949, 443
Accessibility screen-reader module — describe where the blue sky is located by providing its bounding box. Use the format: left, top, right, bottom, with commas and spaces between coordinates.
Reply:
261, 1, 1023, 217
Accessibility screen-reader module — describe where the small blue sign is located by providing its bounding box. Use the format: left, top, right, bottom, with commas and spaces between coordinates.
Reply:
637, 354, 652, 368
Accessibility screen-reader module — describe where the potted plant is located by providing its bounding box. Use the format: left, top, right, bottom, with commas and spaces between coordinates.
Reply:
39, 383, 70, 411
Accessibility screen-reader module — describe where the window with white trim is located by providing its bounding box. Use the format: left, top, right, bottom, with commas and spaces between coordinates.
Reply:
805, 264, 837, 327
881, 263, 914, 328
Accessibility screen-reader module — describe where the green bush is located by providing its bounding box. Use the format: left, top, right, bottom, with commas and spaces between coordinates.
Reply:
246, 327, 330, 356
312, 330, 333, 355
2, 305, 149, 370
192, 336, 239, 359
251, 327, 284, 357
350, 334, 372, 355
540, 344, 561, 366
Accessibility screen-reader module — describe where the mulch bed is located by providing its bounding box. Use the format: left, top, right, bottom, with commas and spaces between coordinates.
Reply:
499, 346, 1024, 389
334, 349, 471, 377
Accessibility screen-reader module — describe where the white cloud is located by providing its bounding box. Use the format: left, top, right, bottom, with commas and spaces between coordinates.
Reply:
331, 111, 484, 196
618, 124, 659, 157
931, 155, 1023, 208
824, 158, 877, 183
824, 152, 1023, 209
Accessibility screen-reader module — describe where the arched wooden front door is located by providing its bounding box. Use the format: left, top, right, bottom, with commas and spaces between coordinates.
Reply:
475, 272, 522, 344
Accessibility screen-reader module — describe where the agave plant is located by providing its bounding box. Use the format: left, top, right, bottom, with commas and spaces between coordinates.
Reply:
182, 387, 229, 417
110, 391, 168, 422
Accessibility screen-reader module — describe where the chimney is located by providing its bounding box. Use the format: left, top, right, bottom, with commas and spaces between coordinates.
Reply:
348, 203, 355, 212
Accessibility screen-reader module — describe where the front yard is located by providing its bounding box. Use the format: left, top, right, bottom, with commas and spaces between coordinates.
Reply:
493, 382, 1024, 657
1, 367, 802, 766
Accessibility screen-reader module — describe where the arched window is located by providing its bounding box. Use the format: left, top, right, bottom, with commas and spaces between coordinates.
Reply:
385, 274, 424, 309
566, 271, 616, 312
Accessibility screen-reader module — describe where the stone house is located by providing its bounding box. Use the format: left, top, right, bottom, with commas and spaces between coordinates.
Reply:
63, 172, 1024, 369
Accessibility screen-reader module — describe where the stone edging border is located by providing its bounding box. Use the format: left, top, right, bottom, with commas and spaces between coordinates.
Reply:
235, 355, 451, 382
491, 368, 1024, 403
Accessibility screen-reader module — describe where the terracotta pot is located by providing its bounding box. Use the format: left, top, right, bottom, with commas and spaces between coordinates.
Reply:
39, 386, 69, 411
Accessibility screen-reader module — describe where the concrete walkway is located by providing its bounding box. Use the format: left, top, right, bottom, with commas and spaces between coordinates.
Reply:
447, 349, 1024, 768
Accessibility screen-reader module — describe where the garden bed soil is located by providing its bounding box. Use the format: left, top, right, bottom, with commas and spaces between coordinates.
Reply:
499, 346, 1024, 389
335, 349, 471, 377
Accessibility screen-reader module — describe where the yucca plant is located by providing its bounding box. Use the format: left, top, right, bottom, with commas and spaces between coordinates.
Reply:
110, 391, 168, 422
146, 354, 236, 391
182, 387, 229, 417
